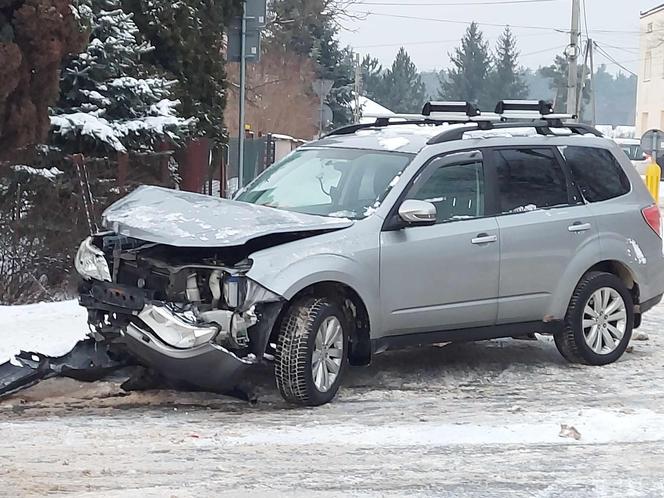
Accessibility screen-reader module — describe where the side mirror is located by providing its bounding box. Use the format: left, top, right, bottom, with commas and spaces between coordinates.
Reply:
398, 199, 437, 226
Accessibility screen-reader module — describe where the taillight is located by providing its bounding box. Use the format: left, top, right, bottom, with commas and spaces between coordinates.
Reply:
642, 205, 662, 238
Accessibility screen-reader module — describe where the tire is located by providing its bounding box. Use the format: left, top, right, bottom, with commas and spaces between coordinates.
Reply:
554, 271, 634, 366
274, 297, 349, 406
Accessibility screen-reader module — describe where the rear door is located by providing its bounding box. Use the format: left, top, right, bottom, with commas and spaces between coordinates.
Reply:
489, 146, 601, 324
380, 150, 500, 336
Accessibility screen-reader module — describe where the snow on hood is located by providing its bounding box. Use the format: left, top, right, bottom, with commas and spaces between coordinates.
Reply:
101, 186, 353, 247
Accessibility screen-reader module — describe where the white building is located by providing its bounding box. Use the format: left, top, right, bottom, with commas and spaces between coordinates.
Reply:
636, 3, 664, 134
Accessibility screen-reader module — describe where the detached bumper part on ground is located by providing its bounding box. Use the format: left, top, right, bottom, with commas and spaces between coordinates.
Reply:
0, 339, 126, 399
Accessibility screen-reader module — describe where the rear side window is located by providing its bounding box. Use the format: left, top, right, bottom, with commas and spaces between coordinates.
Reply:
494, 148, 571, 214
559, 146, 630, 202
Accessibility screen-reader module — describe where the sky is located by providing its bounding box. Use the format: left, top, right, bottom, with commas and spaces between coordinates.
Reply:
338, 0, 657, 74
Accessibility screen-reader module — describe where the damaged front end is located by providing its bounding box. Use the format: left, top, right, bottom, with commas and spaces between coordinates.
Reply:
76, 232, 284, 392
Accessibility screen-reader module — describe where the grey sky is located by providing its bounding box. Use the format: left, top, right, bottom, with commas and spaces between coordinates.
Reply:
338, 0, 656, 74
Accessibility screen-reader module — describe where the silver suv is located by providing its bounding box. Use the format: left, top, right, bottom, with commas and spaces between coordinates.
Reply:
76, 101, 664, 406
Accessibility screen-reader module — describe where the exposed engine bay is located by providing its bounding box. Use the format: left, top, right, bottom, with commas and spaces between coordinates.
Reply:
76, 232, 286, 391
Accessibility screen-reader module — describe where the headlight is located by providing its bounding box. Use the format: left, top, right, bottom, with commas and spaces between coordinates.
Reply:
74, 237, 112, 282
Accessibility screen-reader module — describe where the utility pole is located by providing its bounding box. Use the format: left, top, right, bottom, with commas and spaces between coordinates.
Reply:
566, 0, 581, 117
238, 0, 247, 189
354, 53, 362, 123
575, 38, 590, 119
589, 40, 597, 126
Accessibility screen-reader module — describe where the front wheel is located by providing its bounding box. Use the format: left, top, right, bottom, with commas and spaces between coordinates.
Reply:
274, 297, 349, 406
554, 271, 634, 365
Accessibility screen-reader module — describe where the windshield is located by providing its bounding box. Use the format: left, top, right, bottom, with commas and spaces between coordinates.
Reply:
236, 147, 413, 219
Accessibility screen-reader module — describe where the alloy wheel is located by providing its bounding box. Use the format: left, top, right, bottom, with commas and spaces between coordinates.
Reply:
582, 287, 627, 355
311, 316, 344, 392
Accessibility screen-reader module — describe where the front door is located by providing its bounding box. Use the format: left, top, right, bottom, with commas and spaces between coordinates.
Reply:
380, 150, 500, 337
489, 146, 600, 324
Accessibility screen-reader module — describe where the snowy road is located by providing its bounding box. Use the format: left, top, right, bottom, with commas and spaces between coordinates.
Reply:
2, 302, 664, 496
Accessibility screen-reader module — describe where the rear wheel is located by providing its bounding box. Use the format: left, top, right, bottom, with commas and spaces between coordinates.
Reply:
555, 272, 633, 365
274, 297, 348, 406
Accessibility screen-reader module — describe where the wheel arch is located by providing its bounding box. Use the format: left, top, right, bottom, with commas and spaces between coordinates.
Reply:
548, 258, 641, 321
585, 260, 640, 304
270, 280, 372, 366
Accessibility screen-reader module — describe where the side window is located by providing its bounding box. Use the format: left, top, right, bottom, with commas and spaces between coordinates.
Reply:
494, 148, 570, 214
559, 146, 631, 202
406, 152, 484, 224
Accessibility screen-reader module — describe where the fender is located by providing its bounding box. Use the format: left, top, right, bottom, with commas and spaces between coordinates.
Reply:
246, 221, 383, 334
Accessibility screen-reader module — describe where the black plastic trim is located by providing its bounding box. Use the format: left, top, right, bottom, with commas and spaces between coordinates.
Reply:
371, 320, 563, 353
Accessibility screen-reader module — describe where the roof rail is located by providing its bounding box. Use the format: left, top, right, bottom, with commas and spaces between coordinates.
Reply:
427, 120, 603, 145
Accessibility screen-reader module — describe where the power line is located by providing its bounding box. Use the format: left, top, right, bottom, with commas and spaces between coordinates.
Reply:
593, 42, 637, 76
520, 45, 567, 57
591, 41, 639, 54
351, 10, 640, 35
355, 38, 460, 49
581, 0, 590, 38
354, 31, 561, 49
356, 0, 558, 5
352, 10, 568, 32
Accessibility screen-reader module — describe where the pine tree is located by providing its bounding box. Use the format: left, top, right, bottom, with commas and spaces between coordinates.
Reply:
489, 27, 528, 105
439, 22, 493, 110
381, 48, 426, 113
51, 0, 194, 155
360, 55, 384, 103
538, 54, 590, 113
123, 0, 241, 143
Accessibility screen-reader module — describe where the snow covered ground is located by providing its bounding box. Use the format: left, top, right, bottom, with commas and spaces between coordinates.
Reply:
1, 300, 664, 496
0, 300, 88, 364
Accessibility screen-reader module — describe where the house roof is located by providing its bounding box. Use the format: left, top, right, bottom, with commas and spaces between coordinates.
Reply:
642, 3, 664, 18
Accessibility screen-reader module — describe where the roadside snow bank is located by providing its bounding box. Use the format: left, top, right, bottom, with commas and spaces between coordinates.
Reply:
218, 407, 664, 447
0, 300, 88, 364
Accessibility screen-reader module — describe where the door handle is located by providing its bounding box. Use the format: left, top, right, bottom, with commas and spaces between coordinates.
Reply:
568, 222, 592, 233
471, 233, 498, 244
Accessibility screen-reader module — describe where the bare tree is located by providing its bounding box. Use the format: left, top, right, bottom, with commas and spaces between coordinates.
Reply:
226, 48, 318, 139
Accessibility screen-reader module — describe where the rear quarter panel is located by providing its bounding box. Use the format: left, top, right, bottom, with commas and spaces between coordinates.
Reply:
588, 145, 664, 305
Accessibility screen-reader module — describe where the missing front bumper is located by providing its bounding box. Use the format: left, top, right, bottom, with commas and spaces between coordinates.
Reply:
79, 280, 284, 393
123, 322, 253, 391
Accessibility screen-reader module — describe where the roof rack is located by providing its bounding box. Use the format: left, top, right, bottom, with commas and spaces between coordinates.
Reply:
494, 99, 576, 125
325, 99, 603, 141
326, 101, 499, 137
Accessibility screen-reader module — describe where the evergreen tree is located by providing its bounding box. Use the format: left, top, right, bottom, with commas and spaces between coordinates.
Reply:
381, 48, 426, 113
489, 27, 528, 105
538, 54, 589, 114
51, 0, 194, 155
360, 55, 385, 103
268, 0, 354, 128
439, 22, 492, 110
123, 0, 241, 143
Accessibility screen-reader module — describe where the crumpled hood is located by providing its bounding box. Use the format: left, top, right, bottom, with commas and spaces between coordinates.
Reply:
102, 185, 353, 247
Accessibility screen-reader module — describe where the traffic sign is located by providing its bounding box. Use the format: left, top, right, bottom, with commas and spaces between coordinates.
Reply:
245, 0, 267, 27
640, 129, 664, 154
227, 26, 261, 63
